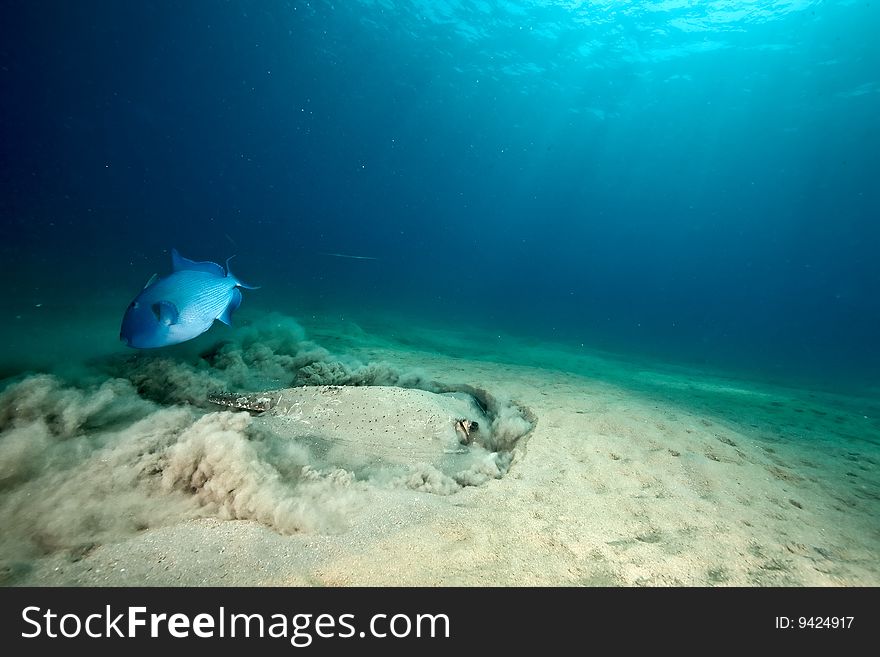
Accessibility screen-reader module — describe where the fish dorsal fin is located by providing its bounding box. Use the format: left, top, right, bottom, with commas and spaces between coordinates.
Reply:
143, 273, 159, 289
151, 300, 179, 326
171, 248, 225, 277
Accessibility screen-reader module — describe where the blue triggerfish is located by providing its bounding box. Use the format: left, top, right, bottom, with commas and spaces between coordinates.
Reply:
120, 248, 257, 348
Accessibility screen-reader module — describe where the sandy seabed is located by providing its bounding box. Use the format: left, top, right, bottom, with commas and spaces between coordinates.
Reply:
1, 309, 878, 586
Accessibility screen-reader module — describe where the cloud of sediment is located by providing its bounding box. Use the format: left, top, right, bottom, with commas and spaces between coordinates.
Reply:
161, 410, 365, 534
0, 313, 533, 572
0, 375, 363, 569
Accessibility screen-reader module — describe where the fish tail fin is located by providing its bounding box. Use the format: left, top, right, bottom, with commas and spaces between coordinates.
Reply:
226, 255, 261, 290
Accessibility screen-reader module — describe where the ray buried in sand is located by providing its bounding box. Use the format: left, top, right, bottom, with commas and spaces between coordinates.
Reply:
0, 313, 535, 584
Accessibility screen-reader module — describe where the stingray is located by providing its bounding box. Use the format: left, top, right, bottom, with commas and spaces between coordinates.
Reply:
208, 384, 532, 477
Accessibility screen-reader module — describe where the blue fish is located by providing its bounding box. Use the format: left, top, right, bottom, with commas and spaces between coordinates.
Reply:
120, 249, 257, 349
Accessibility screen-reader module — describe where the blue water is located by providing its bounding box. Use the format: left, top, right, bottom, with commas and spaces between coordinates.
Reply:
2, 0, 878, 386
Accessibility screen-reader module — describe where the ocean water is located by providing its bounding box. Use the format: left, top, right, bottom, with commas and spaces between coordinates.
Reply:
3, 0, 878, 387
1, 2, 879, 586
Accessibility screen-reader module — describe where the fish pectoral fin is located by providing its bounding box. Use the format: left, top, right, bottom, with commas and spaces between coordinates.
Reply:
217, 288, 242, 326
151, 300, 180, 326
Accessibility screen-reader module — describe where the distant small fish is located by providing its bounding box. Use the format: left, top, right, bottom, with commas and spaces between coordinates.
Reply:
120, 248, 258, 349
319, 252, 378, 260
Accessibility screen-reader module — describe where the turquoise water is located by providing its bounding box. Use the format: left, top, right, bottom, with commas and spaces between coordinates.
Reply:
2, 0, 878, 387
